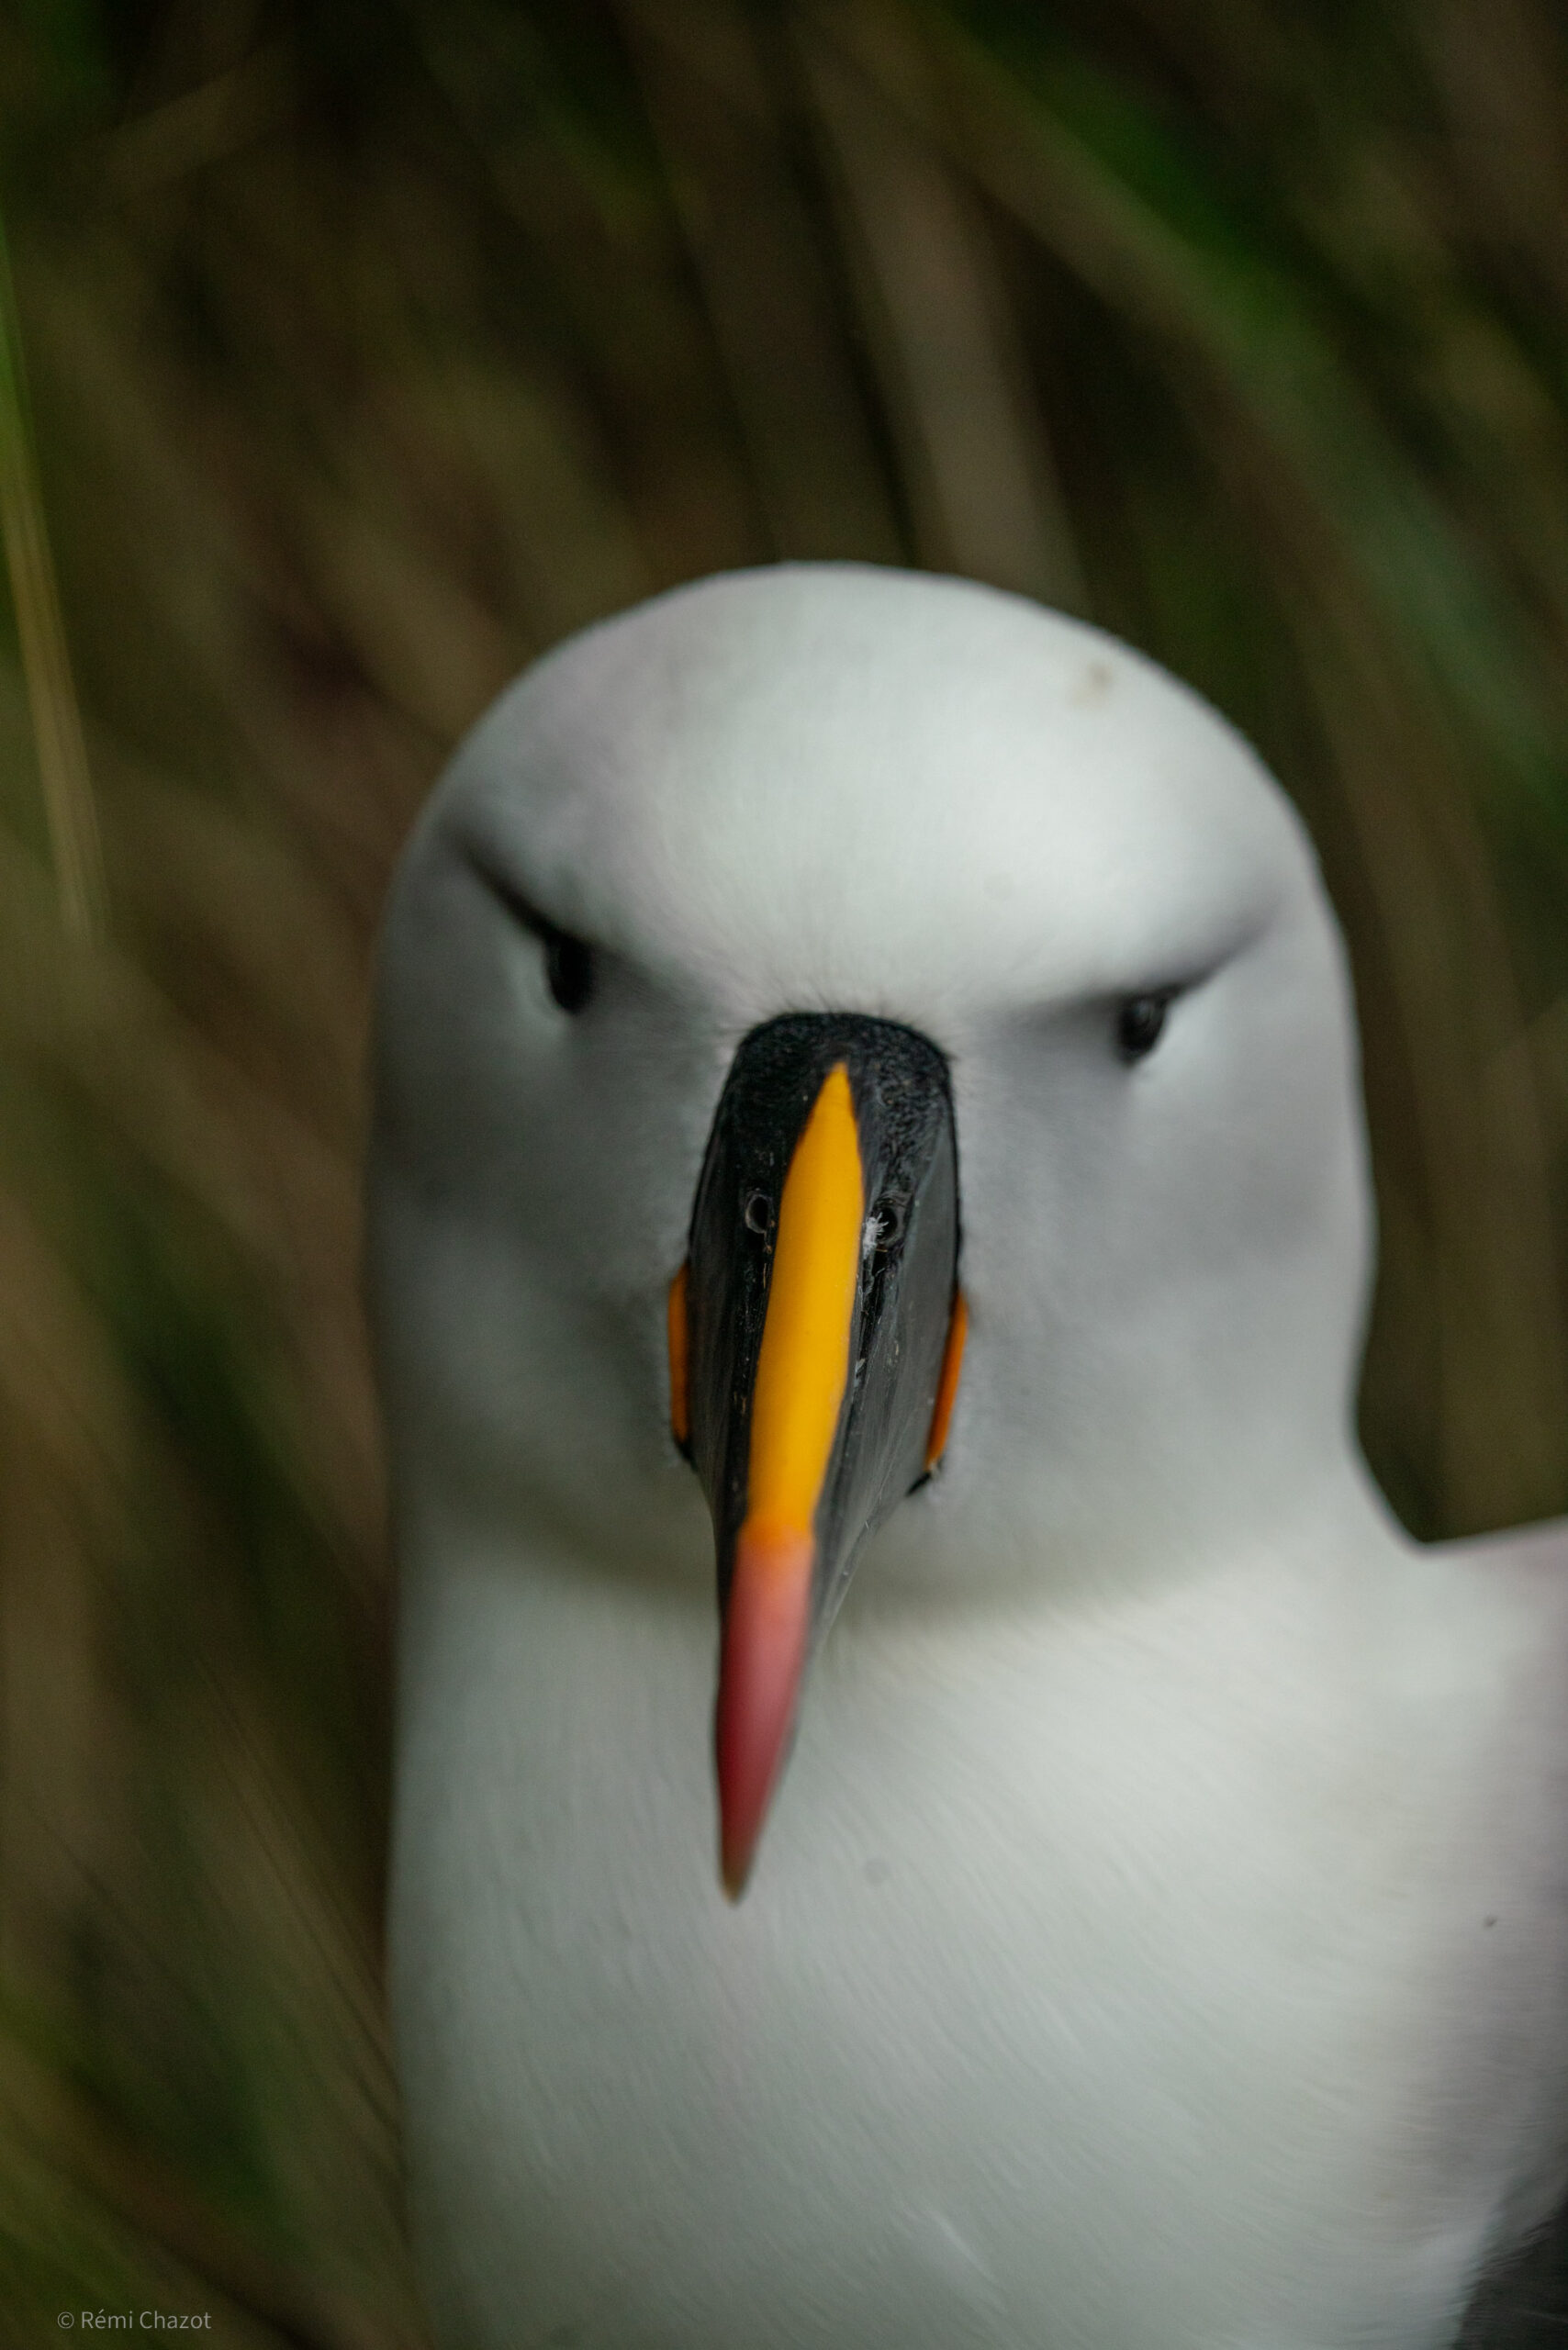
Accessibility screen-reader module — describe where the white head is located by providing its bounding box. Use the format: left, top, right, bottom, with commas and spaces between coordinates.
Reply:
371, 563, 1374, 1872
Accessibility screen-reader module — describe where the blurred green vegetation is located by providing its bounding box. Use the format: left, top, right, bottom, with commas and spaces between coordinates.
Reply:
2, 0, 1568, 2338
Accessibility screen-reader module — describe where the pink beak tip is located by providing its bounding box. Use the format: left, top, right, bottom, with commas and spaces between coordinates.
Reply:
713, 1531, 812, 1899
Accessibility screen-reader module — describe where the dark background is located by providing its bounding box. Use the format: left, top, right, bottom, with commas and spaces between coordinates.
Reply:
4, 2, 1568, 2338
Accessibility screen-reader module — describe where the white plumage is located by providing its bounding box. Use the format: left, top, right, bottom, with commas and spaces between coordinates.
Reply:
370, 563, 1568, 2349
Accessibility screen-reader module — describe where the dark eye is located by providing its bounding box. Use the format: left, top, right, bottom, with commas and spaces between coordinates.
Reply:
1116, 991, 1173, 1062
743, 1190, 771, 1236
543, 926, 594, 1014
469, 856, 597, 1015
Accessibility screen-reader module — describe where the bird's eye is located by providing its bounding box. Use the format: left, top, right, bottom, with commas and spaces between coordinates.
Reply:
543, 927, 594, 1014
743, 1190, 772, 1236
1116, 991, 1174, 1063
469, 856, 597, 1015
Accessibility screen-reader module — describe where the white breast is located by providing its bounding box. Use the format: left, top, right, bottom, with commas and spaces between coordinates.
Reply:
390, 1511, 1568, 2350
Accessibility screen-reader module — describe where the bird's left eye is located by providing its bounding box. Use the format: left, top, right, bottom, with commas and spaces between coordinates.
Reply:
1116, 991, 1175, 1062
543, 926, 594, 1014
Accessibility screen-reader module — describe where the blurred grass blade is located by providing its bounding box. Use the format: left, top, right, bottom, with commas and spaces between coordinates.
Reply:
0, 207, 105, 942
801, 12, 1084, 606
614, 0, 905, 563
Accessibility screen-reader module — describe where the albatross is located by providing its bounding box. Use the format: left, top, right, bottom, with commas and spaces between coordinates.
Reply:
370, 563, 1568, 2349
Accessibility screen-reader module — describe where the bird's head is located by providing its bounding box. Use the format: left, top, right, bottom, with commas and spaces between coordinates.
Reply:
370, 563, 1372, 1892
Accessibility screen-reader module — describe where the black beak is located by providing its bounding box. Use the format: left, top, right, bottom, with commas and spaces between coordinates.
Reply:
668, 1013, 963, 1894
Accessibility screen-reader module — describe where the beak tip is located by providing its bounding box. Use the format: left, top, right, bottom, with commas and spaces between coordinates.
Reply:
715, 1739, 773, 1905
720, 1847, 752, 1903
713, 1528, 812, 1908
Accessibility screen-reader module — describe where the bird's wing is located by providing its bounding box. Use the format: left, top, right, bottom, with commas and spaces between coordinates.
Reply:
1460, 2203, 1568, 2345
1455, 1515, 1568, 2346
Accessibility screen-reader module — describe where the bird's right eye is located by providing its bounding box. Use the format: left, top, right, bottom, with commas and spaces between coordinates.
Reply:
542, 926, 594, 1014
468, 856, 597, 1015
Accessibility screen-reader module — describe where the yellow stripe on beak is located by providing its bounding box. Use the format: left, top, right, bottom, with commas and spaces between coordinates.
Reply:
745, 1063, 864, 1534
716, 1060, 864, 1896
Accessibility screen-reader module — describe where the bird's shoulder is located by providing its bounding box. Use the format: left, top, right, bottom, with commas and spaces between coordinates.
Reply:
1461, 2197, 1568, 2344
1408, 1513, 1568, 1689
1440, 1516, 1568, 2345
